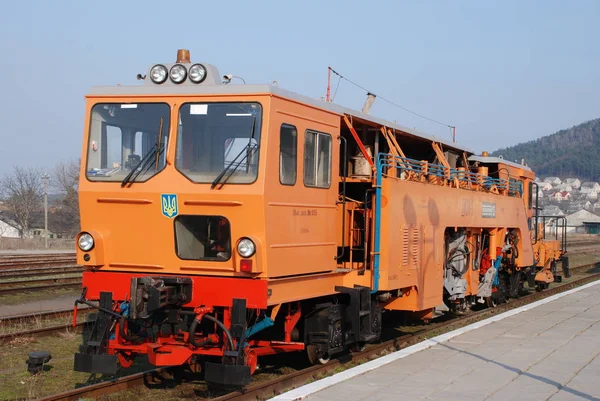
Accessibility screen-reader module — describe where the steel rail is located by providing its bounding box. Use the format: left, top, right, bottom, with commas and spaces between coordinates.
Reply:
0, 281, 82, 295
0, 265, 82, 279
0, 260, 77, 270
0, 307, 91, 326
0, 321, 88, 341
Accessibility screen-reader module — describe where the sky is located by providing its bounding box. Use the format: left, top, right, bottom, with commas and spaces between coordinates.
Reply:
0, 0, 599, 176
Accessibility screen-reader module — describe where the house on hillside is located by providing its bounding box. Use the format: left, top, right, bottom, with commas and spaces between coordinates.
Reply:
542, 205, 564, 217
535, 188, 545, 202
565, 201, 593, 214
549, 191, 572, 202
565, 178, 581, 189
30, 228, 58, 239
0, 217, 20, 238
553, 183, 573, 192
565, 209, 600, 233
580, 182, 600, 194
539, 182, 554, 192
544, 177, 562, 185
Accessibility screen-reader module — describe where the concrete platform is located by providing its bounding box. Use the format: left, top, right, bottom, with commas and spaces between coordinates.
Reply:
272, 280, 600, 401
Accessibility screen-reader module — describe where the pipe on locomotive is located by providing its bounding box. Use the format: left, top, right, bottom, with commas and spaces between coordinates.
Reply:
188, 314, 235, 351
372, 153, 384, 293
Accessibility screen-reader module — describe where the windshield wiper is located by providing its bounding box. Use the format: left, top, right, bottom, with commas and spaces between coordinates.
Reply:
121, 117, 164, 188
211, 143, 258, 190
211, 117, 257, 190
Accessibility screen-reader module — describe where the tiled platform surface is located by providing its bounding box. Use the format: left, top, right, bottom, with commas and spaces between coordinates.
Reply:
274, 281, 600, 401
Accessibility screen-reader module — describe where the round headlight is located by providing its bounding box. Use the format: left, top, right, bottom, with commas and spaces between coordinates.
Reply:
189, 64, 207, 83
78, 233, 94, 252
237, 238, 256, 258
150, 64, 168, 84
170, 64, 187, 84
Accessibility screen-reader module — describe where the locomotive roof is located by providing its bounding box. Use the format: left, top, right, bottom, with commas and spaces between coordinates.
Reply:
88, 83, 470, 154
468, 155, 532, 172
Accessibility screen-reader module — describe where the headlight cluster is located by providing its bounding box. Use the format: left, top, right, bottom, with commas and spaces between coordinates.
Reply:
237, 238, 256, 258
78, 232, 94, 251
150, 63, 207, 84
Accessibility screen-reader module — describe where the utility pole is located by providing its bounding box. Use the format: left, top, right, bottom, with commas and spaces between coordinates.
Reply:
42, 173, 49, 248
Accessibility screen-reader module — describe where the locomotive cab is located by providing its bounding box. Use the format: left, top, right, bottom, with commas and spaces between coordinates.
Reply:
74, 49, 344, 384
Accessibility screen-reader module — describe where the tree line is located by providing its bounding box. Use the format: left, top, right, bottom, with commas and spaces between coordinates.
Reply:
491, 118, 600, 181
0, 160, 80, 238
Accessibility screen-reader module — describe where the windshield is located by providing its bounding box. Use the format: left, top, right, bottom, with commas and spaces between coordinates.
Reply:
86, 103, 170, 182
176, 102, 262, 184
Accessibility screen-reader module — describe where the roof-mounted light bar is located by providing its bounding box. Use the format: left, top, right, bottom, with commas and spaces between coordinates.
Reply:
144, 50, 218, 86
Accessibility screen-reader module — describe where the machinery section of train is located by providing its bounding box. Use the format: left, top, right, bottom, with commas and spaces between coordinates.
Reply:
72, 49, 566, 386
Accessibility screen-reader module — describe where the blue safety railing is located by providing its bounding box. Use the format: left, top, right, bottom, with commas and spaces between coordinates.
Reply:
371, 153, 524, 294
376, 153, 522, 195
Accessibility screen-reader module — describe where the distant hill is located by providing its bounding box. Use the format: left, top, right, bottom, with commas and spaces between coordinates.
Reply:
491, 118, 600, 181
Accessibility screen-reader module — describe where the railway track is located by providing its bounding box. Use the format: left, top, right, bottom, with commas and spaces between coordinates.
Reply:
0, 265, 82, 279
0, 308, 92, 341
0, 279, 82, 295
25, 264, 600, 401
0, 253, 77, 270
0, 254, 82, 295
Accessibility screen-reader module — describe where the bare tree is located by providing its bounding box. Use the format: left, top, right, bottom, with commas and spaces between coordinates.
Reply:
53, 159, 80, 197
0, 166, 43, 237
51, 159, 80, 237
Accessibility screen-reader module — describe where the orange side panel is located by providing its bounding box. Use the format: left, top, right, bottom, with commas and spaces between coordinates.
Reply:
379, 177, 533, 311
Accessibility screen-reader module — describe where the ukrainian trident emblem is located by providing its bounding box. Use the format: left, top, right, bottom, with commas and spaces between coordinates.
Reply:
161, 194, 178, 218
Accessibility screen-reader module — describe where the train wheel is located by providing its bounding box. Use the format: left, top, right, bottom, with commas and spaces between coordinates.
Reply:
307, 345, 330, 365
536, 282, 549, 292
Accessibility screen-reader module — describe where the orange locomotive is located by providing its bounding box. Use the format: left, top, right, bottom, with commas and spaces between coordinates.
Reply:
73, 50, 566, 385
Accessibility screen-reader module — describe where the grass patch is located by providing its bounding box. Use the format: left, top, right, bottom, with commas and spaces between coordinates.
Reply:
0, 314, 77, 336
0, 331, 153, 401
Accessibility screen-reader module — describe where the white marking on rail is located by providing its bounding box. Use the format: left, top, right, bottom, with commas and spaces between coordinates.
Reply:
269, 279, 600, 401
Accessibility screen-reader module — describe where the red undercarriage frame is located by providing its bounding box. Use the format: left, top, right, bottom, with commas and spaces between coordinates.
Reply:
74, 271, 305, 372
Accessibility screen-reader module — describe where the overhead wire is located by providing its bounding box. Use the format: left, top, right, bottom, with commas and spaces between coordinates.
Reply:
328, 67, 456, 132
332, 75, 342, 102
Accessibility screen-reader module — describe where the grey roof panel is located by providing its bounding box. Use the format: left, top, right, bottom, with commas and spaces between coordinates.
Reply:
88, 83, 472, 154
468, 155, 532, 172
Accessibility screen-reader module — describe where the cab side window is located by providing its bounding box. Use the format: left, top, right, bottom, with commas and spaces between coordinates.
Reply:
280, 124, 297, 185
304, 130, 331, 188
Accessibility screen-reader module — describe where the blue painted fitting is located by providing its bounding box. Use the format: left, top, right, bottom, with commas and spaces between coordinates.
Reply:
119, 301, 130, 317
245, 316, 274, 338
493, 256, 502, 286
